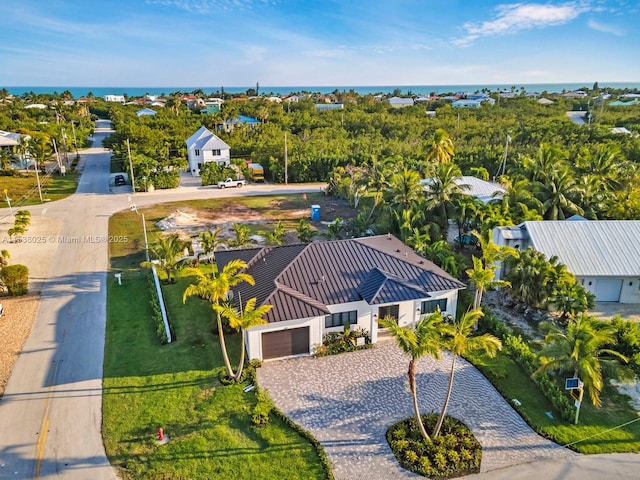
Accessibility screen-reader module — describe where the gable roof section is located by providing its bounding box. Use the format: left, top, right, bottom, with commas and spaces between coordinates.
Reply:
358, 267, 431, 305
185, 126, 230, 151
216, 236, 464, 323
523, 220, 640, 277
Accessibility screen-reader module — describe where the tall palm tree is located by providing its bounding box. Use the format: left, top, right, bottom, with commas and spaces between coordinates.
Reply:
0, 148, 13, 170
147, 233, 188, 283
215, 296, 272, 381
534, 166, 583, 220
379, 312, 446, 441
424, 162, 467, 234
432, 309, 501, 437
183, 259, 254, 378
534, 314, 628, 410
365, 156, 392, 220
426, 128, 454, 165
383, 166, 423, 216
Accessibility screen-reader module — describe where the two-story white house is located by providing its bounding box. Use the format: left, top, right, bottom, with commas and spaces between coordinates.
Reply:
214, 235, 465, 361
185, 126, 231, 176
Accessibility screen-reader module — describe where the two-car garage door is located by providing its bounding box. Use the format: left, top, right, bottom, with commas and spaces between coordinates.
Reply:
262, 327, 310, 360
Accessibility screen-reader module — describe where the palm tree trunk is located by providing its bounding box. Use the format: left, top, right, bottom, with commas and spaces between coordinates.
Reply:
409, 360, 430, 441
433, 355, 456, 438
216, 312, 234, 378
234, 330, 246, 382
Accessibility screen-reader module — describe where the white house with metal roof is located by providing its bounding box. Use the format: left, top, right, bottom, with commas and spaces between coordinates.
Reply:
421, 175, 505, 204
215, 235, 465, 360
185, 126, 231, 176
493, 220, 640, 303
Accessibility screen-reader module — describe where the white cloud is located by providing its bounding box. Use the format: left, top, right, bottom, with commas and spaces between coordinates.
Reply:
587, 19, 624, 35
454, 2, 590, 47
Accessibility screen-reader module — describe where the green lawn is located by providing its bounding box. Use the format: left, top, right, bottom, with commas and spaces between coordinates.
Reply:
0, 173, 78, 207
104, 210, 328, 479
469, 349, 640, 454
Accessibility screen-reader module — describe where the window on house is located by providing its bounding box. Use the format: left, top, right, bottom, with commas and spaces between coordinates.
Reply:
194, 149, 200, 156
421, 298, 447, 315
378, 304, 399, 322
325, 310, 357, 328
212, 149, 221, 156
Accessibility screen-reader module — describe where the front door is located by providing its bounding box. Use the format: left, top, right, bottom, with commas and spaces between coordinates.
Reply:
378, 304, 399, 328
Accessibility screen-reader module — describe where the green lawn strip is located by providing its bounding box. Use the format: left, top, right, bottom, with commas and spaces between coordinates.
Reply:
0, 173, 78, 206
468, 350, 640, 454
104, 225, 327, 478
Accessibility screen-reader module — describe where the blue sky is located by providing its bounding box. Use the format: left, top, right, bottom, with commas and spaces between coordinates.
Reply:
0, 0, 638, 87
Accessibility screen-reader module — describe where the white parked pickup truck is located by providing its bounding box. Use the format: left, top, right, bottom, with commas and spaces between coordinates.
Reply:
217, 178, 246, 188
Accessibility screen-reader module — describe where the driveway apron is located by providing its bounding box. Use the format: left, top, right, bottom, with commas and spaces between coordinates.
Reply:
257, 340, 576, 480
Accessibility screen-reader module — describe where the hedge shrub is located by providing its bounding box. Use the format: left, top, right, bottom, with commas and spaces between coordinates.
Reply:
147, 272, 169, 344
0, 264, 29, 296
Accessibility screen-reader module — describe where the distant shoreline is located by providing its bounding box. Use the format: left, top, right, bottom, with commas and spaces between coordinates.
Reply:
4, 82, 640, 98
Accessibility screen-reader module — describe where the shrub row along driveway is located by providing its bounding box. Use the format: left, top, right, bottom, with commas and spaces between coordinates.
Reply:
257, 340, 576, 480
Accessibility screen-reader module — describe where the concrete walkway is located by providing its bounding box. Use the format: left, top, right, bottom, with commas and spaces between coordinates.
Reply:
257, 340, 576, 480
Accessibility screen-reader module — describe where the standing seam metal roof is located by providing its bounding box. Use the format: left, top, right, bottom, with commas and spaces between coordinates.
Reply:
524, 220, 640, 277
215, 236, 465, 323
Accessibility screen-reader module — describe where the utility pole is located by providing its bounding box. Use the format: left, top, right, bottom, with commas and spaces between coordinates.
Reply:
500, 134, 511, 177
127, 138, 136, 193
52, 138, 62, 170
61, 128, 69, 166
284, 132, 288, 185
34, 158, 43, 202
71, 121, 78, 154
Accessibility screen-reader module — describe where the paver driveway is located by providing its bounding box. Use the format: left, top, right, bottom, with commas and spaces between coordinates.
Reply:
257, 340, 576, 480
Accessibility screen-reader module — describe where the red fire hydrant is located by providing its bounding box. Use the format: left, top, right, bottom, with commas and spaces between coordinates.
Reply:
156, 427, 164, 441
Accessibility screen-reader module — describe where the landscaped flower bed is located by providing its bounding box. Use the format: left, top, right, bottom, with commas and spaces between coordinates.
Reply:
386, 414, 481, 479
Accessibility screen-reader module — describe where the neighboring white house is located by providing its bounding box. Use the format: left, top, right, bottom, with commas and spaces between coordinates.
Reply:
493, 220, 640, 303
388, 96, 414, 108
185, 126, 231, 176
136, 108, 157, 117
421, 175, 505, 204
215, 235, 465, 361
104, 94, 126, 103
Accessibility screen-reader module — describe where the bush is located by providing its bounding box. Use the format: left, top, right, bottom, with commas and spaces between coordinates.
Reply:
386, 414, 481, 479
315, 327, 372, 357
252, 388, 275, 427
0, 264, 29, 296
147, 272, 169, 344
199, 163, 236, 186
148, 170, 179, 189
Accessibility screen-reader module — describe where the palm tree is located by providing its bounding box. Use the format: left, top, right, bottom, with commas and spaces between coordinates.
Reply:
198, 227, 223, 263
147, 233, 188, 283
534, 314, 628, 411
215, 296, 272, 381
0, 249, 10, 268
432, 309, 501, 437
183, 259, 254, 378
426, 128, 454, 165
365, 156, 392, 220
384, 167, 423, 216
534, 166, 583, 220
379, 312, 447, 441
0, 148, 13, 170
424, 162, 467, 234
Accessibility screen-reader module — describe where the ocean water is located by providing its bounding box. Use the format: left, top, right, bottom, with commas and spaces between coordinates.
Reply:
4, 82, 640, 98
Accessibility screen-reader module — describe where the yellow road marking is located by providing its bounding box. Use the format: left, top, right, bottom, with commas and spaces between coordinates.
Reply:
34, 362, 58, 479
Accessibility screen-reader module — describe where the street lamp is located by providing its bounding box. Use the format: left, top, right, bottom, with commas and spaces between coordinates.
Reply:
130, 204, 149, 261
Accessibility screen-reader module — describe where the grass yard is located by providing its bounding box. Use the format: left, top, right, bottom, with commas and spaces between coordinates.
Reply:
470, 349, 640, 454
104, 209, 328, 479
0, 173, 78, 207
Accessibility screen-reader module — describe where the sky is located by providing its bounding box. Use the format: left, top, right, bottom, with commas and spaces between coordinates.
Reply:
0, 0, 638, 87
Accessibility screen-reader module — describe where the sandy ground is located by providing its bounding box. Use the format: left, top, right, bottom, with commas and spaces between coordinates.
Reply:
0, 213, 60, 398
0, 294, 40, 397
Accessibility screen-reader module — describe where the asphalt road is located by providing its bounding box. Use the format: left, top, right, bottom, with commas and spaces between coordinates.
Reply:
0, 120, 326, 479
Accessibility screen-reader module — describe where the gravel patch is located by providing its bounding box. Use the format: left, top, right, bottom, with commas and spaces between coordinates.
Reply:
0, 294, 40, 398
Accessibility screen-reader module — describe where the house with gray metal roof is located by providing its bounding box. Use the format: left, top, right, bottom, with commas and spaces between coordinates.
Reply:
493, 220, 640, 303
215, 235, 465, 360
185, 126, 231, 176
